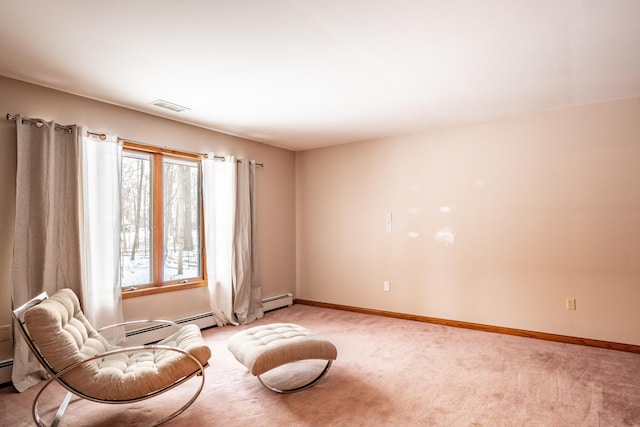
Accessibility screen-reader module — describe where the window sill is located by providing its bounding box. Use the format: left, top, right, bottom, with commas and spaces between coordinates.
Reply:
122, 280, 208, 299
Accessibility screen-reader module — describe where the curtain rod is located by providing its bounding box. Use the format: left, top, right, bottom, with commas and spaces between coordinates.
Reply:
105, 133, 264, 167
6, 113, 73, 133
7, 113, 264, 167
86, 130, 221, 161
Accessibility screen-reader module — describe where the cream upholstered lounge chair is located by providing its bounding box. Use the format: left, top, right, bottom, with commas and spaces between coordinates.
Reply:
12, 288, 211, 427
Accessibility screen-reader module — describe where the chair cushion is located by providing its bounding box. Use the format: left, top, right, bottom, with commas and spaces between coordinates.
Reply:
24, 288, 211, 400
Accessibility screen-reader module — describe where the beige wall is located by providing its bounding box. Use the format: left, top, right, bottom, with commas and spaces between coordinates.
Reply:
2, 73, 639, 363
296, 97, 640, 345
0, 76, 296, 360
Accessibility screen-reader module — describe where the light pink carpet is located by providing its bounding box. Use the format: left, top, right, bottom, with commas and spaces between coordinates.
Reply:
1, 304, 639, 426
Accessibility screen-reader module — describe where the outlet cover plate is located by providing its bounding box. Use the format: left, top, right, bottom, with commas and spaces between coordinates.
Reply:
566, 298, 576, 310
0, 325, 11, 342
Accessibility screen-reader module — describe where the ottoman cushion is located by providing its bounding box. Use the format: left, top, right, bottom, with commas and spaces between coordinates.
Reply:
228, 323, 337, 376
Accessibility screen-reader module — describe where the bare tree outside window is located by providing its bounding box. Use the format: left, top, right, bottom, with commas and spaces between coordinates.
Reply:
121, 152, 152, 286
163, 158, 200, 281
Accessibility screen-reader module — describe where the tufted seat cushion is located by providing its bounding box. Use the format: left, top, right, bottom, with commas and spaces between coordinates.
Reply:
228, 323, 337, 376
23, 289, 211, 401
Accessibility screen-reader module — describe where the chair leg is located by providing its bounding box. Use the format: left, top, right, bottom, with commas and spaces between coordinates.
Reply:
32, 382, 72, 427
52, 392, 73, 427
152, 367, 207, 426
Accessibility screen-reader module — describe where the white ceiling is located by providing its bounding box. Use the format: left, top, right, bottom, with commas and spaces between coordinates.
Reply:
1, 1, 639, 151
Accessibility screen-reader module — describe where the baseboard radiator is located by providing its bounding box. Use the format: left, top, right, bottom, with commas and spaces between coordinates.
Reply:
0, 359, 12, 385
262, 292, 294, 312
125, 311, 218, 345
126, 293, 294, 345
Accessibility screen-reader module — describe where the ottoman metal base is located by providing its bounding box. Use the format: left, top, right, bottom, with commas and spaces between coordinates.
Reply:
228, 323, 337, 393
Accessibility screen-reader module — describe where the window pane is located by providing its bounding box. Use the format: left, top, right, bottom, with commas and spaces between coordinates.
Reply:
121, 152, 153, 286
163, 157, 201, 282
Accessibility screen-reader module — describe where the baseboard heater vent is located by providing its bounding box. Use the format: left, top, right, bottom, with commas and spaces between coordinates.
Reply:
125, 312, 217, 345
126, 312, 216, 337
262, 293, 293, 312
0, 359, 13, 385
125, 293, 293, 345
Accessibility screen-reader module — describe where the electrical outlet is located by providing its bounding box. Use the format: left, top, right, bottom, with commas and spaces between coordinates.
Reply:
0, 325, 11, 342
566, 298, 576, 310
383, 281, 390, 292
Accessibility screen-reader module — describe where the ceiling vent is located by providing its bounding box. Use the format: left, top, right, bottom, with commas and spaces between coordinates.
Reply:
150, 99, 190, 112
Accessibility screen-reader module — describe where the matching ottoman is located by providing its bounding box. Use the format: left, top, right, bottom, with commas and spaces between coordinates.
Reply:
228, 323, 337, 393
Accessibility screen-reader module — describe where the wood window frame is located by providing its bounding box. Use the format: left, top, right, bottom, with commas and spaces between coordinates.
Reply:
121, 142, 207, 299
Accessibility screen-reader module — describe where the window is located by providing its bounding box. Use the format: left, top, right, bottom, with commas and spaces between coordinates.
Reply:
120, 144, 206, 296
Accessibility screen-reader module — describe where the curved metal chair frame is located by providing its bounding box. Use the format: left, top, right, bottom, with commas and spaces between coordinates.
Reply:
257, 359, 333, 394
13, 292, 208, 427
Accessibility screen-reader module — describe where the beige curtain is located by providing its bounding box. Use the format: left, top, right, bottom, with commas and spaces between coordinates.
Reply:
11, 116, 82, 392
233, 160, 263, 324
203, 156, 263, 326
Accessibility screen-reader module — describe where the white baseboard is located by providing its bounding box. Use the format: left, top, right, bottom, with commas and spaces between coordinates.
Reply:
0, 359, 12, 385
262, 293, 293, 311
125, 312, 218, 346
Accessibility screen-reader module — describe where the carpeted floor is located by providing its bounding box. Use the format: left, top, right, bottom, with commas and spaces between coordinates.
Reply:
1, 304, 639, 426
